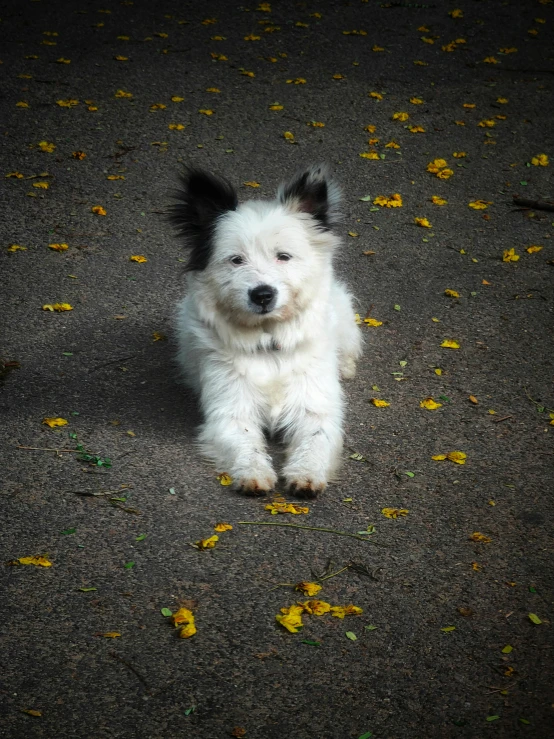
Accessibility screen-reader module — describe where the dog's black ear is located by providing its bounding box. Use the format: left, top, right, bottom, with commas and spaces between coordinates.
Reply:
169, 168, 238, 271
278, 164, 341, 230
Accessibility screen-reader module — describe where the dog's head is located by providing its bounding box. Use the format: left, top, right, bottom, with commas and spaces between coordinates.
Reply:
170, 165, 342, 325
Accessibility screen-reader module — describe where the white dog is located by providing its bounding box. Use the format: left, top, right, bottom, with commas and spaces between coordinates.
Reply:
172, 164, 362, 498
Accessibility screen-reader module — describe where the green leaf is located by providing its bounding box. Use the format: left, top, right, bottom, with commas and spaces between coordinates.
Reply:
422, 237, 429, 242
394, 304, 401, 311
519, 718, 530, 725
161, 607, 172, 617
124, 561, 135, 569
301, 639, 321, 646
62, 352, 73, 356
371, 385, 380, 391
529, 586, 537, 593
441, 626, 456, 633
78, 587, 97, 592
369, 207, 380, 212
111, 497, 127, 503
135, 533, 147, 542
184, 706, 196, 716
486, 715, 500, 722
379, 153, 386, 160
345, 631, 357, 641
364, 624, 378, 631
61, 527, 76, 535
343, 497, 353, 503
168, 487, 176, 495
399, 360, 407, 367
501, 645, 513, 653
358, 733, 373, 739
359, 195, 372, 201
529, 613, 542, 625
349, 452, 367, 462
405, 471, 415, 478
520, 181, 527, 186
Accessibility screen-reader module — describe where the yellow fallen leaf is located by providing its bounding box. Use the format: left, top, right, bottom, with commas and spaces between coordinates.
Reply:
436, 168, 453, 179
243, 181, 260, 188
57, 57, 71, 64
130, 255, 147, 263
32, 182, 49, 189
483, 56, 499, 64
381, 508, 408, 519
286, 78, 306, 84
432, 317, 440, 322
269, 104, 283, 110
171, 95, 184, 102
16, 555, 52, 567
217, 473, 233, 486
207, 88, 221, 93
531, 153, 549, 166
42, 416, 68, 427
410, 97, 424, 104
107, 174, 125, 180
21, 709, 42, 717
370, 398, 390, 407
276, 604, 304, 632
264, 502, 309, 515
372, 45, 384, 52
434, 368, 442, 375
449, 8, 463, 17
365, 124, 377, 132
441, 339, 460, 349
195, 535, 219, 550
298, 600, 331, 615
348, 231, 359, 237
469, 395, 478, 404
214, 522, 233, 532
114, 55, 129, 61
17, 101, 29, 108
6, 171, 25, 178
414, 217, 432, 228
330, 604, 363, 618
469, 532, 492, 543
420, 397, 442, 410
49, 243, 68, 251
101, 632, 122, 638
295, 581, 322, 597
364, 317, 382, 326
526, 245, 543, 253
503, 248, 519, 262
42, 303, 73, 312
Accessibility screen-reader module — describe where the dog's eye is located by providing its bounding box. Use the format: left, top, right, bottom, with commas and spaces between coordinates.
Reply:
230, 255, 245, 265
277, 253, 292, 262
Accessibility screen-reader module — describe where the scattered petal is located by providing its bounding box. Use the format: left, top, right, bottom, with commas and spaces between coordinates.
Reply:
381, 508, 408, 519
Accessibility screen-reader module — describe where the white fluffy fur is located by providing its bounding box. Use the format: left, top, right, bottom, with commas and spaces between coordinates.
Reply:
175, 169, 362, 497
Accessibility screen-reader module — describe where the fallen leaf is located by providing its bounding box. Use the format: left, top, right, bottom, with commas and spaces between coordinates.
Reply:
231, 728, 247, 738
501, 645, 513, 653
441, 626, 456, 633
528, 613, 542, 625
21, 709, 42, 717
469, 395, 478, 404
91, 205, 106, 216
264, 501, 309, 515
345, 631, 357, 641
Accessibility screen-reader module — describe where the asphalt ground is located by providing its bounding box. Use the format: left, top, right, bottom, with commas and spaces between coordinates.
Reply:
1, 0, 553, 737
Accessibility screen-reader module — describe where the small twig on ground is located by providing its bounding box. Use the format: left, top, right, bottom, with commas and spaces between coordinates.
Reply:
88, 355, 137, 373
17, 446, 82, 453
512, 197, 554, 212
492, 415, 512, 423
108, 652, 151, 692
237, 521, 385, 543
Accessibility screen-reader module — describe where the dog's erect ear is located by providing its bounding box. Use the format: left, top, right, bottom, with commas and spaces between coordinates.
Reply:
277, 164, 341, 230
169, 168, 238, 271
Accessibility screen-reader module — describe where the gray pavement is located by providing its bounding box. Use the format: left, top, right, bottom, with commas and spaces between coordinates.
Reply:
1, 0, 553, 737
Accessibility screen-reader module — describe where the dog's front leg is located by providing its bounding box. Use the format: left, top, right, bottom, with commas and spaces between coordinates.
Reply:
281, 379, 344, 499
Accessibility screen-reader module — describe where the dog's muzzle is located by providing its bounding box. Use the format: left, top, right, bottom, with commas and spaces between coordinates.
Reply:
249, 284, 277, 314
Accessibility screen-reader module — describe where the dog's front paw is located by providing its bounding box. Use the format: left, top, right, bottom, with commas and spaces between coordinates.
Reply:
285, 476, 327, 500
235, 471, 277, 497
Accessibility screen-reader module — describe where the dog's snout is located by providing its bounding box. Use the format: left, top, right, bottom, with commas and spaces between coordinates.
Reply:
249, 284, 276, 307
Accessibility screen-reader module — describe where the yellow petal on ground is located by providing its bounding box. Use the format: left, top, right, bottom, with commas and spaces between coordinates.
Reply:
408, 125, 425, 133
420, 397, 442, 410
130, 255, 147, 263
330, 604, 363, 619
17, 555, 52, 567
414, 217, 432, 228
171, 96, 184, 102
44, 303, 72, 312
299, 599, 331, 615
243, 181, 260, 188
360, 152, 380, 160
447, 451, 467, 464
283, 131, 295, 141
370, 398, 390, 407
472, 562, 482, 571
269, 104, 283, 110
115, 89, 133, 98
364, 124, 377, 132
434, 368, 442, 375
195, 535, 219, 550
431, 196, 448, 205
8, 244, 27, 252
469, 395, 478, 404
91, 205, 106, 216
214, 522, 233, 532
373, 193, 403, 207
469, 200, 492, 210
171, 607, 195, 626
381, 508, 409, 519
168, 123, 185, 130
276, 604, 304, 633
152, 332, 167, 341
295, 581, 322, 597
441, 339, 460, 349
469, 532, 492, 543
38, 141, 56, 152
410, 97, 424, 104
526, 245, 543, 254
478, 119, 496, 128
21, 709, 42, 717
385, 141, 400, 149
453, 151, 467, 158
264, 502, 309, 515
503, 248, 519, 262
496, 97, 509, 103
32, 182, 49, 189
392, 112, 409, 121
364, 317, 383, 326
444, 289, 460, 298
49, 243, 69, 251
107, 175, 125, 180
432, 454, 447, 461
217, 473, 233, 486
198, 109, 214, 115
179, 623, 197, 638
101, 632, 122, 638
530, 153, 549, 166
42, 417, 68, 428
369, 92, 383, 100
17, 101, 29, 108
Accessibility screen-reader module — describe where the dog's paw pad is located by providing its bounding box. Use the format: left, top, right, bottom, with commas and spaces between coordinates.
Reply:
287, 479, 326, 499
236, 477, 275, 497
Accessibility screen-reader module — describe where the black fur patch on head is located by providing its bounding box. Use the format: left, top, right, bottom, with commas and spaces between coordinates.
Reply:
169, 168, 238, 271
278, 164, 341, 230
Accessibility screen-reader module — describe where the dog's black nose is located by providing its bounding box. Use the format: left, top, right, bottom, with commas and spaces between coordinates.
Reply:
249, 284, 276, 307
